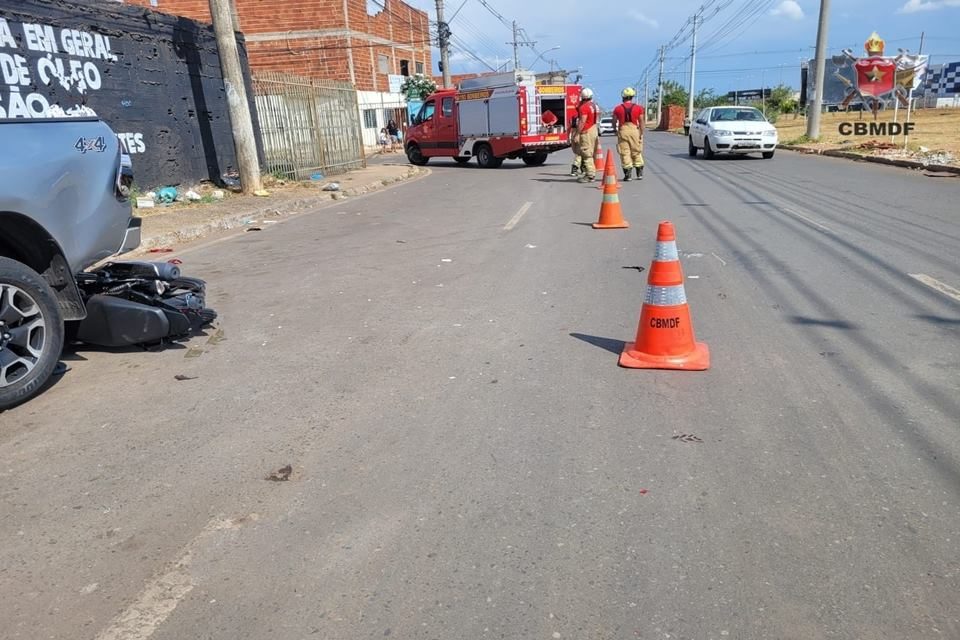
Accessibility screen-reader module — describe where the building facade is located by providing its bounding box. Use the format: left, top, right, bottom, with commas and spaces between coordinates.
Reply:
127, 0, 431, 91
127, 0, 432, 147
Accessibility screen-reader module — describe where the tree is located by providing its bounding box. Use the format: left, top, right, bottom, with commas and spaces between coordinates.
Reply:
650, 80, 689, 110
694, 88, 727, 109
765, 84, 797, 114
400, 74, 437, 101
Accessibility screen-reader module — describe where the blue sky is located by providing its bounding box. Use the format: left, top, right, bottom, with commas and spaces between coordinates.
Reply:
402, 0, 960, 107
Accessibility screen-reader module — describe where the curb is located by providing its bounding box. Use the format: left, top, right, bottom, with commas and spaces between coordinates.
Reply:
779, 145, 960, 175
138, 165, 427, 249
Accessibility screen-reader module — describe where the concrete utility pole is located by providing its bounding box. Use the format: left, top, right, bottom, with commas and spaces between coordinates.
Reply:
687, 12, 699, 122
806, 0, 831, 139
644, 70, 649, 122
657, 45, 665, 128
512, 21, 520, 71
208, 0, 261, 193
435, 0, 452, 88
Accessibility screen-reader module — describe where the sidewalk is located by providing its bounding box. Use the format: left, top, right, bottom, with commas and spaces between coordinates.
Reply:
133, 161, 425, 251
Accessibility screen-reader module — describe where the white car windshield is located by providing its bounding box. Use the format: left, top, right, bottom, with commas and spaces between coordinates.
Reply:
710, 108, 765, 122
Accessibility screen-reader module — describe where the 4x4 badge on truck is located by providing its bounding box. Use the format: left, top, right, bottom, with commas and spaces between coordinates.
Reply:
75, 136, 107, 154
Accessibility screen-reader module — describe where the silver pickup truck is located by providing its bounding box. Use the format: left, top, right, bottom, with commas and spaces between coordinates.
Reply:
0, 118, 215, 410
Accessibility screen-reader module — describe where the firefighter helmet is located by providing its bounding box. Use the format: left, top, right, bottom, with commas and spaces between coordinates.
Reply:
621, 87, 637, 99
580, 88, 594, 100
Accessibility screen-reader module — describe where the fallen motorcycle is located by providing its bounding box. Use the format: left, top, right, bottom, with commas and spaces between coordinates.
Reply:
73, 261, 216, 347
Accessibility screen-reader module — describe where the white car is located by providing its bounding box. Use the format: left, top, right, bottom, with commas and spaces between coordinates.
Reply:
688, 106, 778, 159
598, 116, 615, 136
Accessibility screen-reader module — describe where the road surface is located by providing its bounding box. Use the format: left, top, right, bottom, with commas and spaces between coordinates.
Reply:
2, 133, 959, 640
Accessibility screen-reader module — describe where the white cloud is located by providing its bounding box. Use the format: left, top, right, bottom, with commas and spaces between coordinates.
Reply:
627, 10, 660, 29
771, 0, 805, 20
899, 0, 960, 12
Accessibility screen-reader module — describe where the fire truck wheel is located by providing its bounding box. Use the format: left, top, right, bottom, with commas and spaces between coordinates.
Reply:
475, 144, 503, 168
453, 156, 470, 165
522, 153, 548, 167
406, 143, 429, 166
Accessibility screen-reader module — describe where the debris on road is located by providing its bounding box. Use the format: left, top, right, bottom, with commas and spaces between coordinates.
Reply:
322, 182, 341, 192
174, 374, 197, 381
266, 465, 293, 482
622, 265, 645, 272
672, 434, 703, 443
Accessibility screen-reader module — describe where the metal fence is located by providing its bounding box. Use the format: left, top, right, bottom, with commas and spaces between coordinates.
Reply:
252, 73, 365, 179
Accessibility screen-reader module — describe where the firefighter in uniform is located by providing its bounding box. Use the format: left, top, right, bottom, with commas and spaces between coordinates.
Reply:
575, 88, 600, 182
613, 87, 645, 181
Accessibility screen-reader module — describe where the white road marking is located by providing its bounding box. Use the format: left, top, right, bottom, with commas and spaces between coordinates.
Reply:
93, 516, 255, 640
504, 201, 533, 231
909, 273, 960, 303
711, 252, 727, 266
779, 205, 832, 233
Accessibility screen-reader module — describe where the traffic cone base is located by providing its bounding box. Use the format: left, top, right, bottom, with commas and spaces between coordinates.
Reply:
592, 150, 628, 229
619, 341, 710, 370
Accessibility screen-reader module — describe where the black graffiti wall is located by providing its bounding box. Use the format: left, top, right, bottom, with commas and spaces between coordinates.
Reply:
0, 0, 259, 188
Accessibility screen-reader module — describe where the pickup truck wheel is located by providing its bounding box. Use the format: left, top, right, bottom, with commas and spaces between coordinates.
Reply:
522, 153, 548, 166
688, 136, 698, 157
475, 144, 503, 168
453, 156, 470, 165
762, 150, 775, 159
406, 143, 429, 166
0, 257, 64, 411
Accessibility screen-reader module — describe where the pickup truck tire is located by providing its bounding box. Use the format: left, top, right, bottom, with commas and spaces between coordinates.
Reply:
475, 144, 503, 169
522, 153, 548, 166
453, 156, 470, 165
0, 257, 64, 411
406, 143, 429, 166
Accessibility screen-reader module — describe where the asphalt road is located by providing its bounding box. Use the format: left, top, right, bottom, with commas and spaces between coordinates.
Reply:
2, 133, 959, 640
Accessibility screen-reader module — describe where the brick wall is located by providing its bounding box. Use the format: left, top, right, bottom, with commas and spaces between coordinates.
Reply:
126, 0, 431, 90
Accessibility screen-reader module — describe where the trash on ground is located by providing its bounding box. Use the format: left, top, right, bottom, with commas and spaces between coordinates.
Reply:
184, 346, 204, 358
266, 465, 293, 481
156, 186, 178, 203
136, 197, 155, 209
211, 190, 225, 200
148, 247, 174, 253
174, 374, 198, 381
622, 265, 645, 272
322, 182, 341, 191
253, 189, 271, 197
185, 190, 202, 201
310, 172, 325, 181
246, 227, 262, 232
672, 434, 703, 443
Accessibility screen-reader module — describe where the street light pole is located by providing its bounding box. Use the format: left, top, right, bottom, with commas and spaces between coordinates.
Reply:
529, 46, 560, 70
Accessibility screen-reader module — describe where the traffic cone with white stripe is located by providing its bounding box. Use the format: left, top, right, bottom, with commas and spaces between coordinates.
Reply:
594, 138, 604, 170
619, 221, 710, 370
592, 151, 629, 229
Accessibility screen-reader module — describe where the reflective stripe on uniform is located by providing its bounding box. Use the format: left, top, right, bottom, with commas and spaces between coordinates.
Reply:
644, 284, 687, 306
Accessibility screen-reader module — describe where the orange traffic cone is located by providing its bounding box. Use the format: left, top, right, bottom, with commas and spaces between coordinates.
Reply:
619, 221, 710, 370
592, 151, 629, 229
594, 139, 604, 170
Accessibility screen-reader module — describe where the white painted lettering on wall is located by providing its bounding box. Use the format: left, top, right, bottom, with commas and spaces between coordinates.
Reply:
118, 132, 146, 154
0, 18, 118, 118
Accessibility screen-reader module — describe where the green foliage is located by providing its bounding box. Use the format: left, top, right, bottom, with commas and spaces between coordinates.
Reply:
401, 74, 437, 101
652, 80, 689, 108
784, 134, 816, 145
694, 88, 727, 109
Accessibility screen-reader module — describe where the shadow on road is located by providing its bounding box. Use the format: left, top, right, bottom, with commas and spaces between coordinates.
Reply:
570, 332, 625, 355
787, 316, 859, 330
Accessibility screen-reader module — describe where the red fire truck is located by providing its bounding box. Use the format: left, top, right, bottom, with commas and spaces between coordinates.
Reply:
404, 72, 582, 168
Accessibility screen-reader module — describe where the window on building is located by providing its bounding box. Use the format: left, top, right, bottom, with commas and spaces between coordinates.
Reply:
400, 60, 410, 76
415, 61, 424, 74
442, 97, 454, 117
378, 54, 390, 75
363, 109, 378, 129
366, 0, 381, 15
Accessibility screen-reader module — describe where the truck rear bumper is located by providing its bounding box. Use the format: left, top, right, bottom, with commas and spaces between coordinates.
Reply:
118, 217, 142, 255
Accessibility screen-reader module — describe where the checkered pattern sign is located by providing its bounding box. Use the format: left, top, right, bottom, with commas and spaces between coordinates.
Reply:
924, 61, 960, 96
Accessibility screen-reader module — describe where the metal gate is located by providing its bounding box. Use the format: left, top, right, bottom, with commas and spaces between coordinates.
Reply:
252, 73, 364, 179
